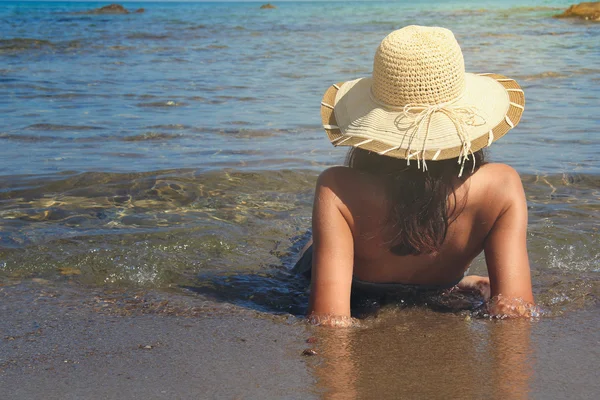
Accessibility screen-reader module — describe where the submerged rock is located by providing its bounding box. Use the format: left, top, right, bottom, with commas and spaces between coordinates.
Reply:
260, 3, 277, 9
81, 4, 145, 15
554, 2, 600, 21
90, 4, 128, 14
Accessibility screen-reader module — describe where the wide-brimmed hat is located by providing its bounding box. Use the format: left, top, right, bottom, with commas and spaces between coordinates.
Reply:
320, 25, 524, 174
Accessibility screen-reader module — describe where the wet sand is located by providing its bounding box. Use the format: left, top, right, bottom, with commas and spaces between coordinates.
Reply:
2, 280, 598, 399
310, 308, 600, 399
0, 281, 317, 399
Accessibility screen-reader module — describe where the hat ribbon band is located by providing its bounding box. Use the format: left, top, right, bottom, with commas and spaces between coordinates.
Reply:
401, 101, 485, 176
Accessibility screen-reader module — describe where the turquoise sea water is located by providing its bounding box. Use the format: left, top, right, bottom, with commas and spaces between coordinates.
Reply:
0, 1, 598, 314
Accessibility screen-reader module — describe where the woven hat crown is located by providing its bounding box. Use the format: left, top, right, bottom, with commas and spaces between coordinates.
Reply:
372, 26, 466, 107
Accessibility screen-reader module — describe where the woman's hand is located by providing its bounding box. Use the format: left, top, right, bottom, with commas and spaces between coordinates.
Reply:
456, 275, 491, 301
307, 313, 356, 328
457, 275, 539, 318
487, 295, 540, 318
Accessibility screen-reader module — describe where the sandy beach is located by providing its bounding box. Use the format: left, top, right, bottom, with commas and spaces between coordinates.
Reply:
1, 280, 317, 399
2, 279, 599, 399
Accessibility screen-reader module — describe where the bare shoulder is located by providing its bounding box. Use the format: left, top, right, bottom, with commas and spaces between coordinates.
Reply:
476, 163, 522, 184
316, 165, 350, 185
316, 166, 379, 197
317, 165, 361, 185
316, 166, 385, 219
474, 163, 525, 204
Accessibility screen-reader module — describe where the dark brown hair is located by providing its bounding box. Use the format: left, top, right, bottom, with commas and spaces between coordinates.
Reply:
346, 147, 486, 256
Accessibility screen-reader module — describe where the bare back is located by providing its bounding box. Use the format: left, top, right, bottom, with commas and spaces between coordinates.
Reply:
308, 163, 534, 319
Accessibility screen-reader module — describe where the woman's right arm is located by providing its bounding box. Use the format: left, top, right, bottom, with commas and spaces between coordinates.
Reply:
483, 165, 535, 316
307, 167, 355, 325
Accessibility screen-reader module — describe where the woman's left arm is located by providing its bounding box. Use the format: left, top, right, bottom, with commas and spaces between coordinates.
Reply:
307, 168, 354, 323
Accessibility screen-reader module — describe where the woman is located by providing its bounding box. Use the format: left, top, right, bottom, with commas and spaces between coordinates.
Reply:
296, 26, 535, 325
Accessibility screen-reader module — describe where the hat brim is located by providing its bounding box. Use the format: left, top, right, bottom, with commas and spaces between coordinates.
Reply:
320, 73, 524, 160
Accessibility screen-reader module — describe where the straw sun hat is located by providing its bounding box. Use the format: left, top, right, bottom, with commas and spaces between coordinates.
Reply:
320, 25, 525, 175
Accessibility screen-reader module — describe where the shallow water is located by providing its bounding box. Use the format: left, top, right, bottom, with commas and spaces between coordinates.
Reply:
0, 1, 598, 318
0, 169, 597, 317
